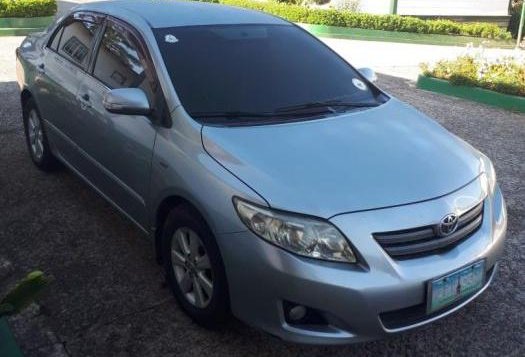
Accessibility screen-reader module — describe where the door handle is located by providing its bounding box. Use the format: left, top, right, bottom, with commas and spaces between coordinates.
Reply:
78, 93, 91, 109
37, 63, 45, 74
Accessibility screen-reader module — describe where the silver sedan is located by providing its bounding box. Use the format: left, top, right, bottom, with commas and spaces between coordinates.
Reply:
16, 0, 507, 344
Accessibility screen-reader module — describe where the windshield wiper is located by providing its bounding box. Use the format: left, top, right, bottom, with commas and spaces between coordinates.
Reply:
191, 108, 334, 120
275, 100, 381, 114
191, 100, 382, 122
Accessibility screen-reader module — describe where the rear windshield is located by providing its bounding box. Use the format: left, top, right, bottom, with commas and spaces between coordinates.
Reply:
155, 24, 387, 125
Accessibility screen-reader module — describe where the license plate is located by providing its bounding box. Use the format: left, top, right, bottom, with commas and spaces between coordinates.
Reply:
427, 260, 485, 314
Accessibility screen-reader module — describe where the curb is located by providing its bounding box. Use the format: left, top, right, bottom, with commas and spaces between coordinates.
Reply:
0, 15, 54, 37
0, 27, 44, 36
0, 318, 23, 357
298, 23, 514, 48
416, 75, 525, 113
0, 16, 54, 28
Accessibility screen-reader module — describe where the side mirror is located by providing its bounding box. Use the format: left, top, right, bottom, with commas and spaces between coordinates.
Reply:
103, 88, 151, 116
358, 67, 378, 83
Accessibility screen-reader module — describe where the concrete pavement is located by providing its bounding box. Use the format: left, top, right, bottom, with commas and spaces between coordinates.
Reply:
321, 37, 521, 80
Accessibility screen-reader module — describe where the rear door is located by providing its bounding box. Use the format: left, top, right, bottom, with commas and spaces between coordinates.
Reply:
73, 18, 164, 228
37, 12, 104, 163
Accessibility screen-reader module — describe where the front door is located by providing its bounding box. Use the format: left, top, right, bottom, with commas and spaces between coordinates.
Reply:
73, 19, 163, 229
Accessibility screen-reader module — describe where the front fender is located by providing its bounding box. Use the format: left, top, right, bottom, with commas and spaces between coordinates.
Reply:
148, 109, 266, 236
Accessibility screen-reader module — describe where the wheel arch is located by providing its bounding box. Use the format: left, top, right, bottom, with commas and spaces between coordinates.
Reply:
154, 195, 210, 264
20, 88, 33, 110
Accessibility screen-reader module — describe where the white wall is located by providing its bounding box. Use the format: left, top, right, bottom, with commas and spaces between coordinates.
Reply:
359, 0, 391, 15
358, 0, 510, 16
398, 0, 509, 16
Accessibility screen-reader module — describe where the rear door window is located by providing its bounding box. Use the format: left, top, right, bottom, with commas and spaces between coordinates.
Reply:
56, 16, 102, 69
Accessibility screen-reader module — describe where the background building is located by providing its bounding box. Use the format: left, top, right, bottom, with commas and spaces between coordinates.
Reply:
359, 0, 511, 27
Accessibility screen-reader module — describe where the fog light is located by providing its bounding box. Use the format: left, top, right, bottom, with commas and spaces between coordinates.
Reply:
288, 305, 307, 321
283, 301, 328, 326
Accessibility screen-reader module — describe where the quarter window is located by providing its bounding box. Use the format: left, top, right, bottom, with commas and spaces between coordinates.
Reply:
93, 21, 156, 101
57, 19, 100, 67
48, 27, 63, 51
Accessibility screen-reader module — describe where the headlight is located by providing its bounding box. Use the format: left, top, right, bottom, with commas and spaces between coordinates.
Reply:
233, 198, 357, 263
480, 155, 496, 194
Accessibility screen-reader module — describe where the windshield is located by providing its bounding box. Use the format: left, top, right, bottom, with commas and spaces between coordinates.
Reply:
154, 24, 388, 125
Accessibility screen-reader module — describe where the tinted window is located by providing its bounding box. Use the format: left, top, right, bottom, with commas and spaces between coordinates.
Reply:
155, 24, 387, 124
93, 22, 156, 101
58, 20, 100, 67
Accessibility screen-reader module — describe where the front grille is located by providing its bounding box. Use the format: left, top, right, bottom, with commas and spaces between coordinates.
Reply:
373, 201, 484, 258
379, 265, 495, 330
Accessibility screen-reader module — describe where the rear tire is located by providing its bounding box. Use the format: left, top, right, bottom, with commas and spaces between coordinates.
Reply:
22, 98, 60, 171
161, 204, 230, 328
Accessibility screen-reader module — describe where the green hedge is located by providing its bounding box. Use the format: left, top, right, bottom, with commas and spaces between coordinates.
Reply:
0, 0, 56, 18
207, 0, 512, 40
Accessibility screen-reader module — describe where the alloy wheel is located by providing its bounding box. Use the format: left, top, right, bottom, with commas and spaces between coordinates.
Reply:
27, 110, 44, 161
171, 227, 214, 308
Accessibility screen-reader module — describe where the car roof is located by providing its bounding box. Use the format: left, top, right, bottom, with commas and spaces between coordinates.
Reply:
80, 0, 290, 28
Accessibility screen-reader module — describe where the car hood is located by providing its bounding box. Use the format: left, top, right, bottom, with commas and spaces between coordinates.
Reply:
201, 99, 482, 218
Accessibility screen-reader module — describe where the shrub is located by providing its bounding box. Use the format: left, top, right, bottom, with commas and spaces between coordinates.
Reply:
0, 0, 56, 18
275, 0, 302, 5
421, 55, 525, 97
210, 0, 512, 40
311, 0, 331, 5
0, 271, 49, 317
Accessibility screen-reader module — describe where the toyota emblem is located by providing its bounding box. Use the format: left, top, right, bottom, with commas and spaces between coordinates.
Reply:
438, 213, 459, 236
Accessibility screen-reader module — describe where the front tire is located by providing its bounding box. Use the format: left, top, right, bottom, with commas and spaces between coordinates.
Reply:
162, 205, 230, 327
23, 98, 59, 171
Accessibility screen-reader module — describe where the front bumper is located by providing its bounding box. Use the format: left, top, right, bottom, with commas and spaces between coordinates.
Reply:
217, 181, 507, 345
